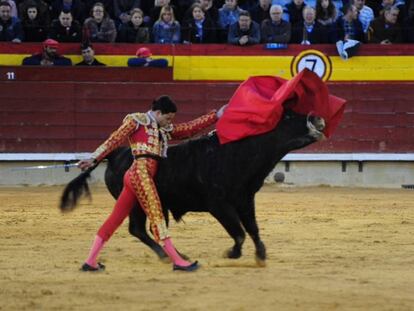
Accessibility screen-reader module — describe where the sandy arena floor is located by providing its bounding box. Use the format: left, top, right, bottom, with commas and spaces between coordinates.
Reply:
0, 185, 413, 311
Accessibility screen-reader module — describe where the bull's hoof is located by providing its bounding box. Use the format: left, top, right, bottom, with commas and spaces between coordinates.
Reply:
223, 248, 241, 259
255, 257, 266, 267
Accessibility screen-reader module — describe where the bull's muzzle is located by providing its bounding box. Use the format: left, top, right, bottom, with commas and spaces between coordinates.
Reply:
307, 115, 326, 141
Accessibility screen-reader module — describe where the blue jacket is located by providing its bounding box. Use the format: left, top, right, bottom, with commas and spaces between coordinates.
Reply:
218, 6, 244, 29
0, 17, 24, 42
152, 21, 181, 44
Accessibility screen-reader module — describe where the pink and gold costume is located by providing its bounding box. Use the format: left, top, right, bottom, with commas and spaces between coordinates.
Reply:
91, 111, 217, 243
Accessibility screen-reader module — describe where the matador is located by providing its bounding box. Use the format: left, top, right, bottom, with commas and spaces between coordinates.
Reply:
78, 95, 223, 272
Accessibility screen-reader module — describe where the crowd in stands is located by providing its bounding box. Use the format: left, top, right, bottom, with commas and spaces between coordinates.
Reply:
1, 0, 414, 45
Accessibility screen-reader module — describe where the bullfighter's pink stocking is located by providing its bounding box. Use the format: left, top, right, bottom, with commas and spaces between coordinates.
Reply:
162, 237, 192, 267
85, 235, 105, 268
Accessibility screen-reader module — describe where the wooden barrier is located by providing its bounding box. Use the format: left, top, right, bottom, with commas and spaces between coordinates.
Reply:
0, 66, 413, 153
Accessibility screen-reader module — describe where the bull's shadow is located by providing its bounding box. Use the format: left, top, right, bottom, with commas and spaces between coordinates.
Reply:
103, 109, 326, 266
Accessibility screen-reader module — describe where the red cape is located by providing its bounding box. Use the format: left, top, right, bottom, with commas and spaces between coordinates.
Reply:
216, 69, 346, 144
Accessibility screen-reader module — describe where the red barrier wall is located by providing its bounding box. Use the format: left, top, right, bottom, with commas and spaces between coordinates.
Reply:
1, 67, 413, 153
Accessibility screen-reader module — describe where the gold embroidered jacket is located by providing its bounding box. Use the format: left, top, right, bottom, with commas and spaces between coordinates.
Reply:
91, 110, 217, 162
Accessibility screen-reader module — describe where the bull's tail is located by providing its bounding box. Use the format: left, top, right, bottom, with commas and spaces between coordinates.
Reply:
59, 164, 98, 213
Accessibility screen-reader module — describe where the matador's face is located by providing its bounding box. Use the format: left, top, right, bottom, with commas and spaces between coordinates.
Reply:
155, 111, 176, 128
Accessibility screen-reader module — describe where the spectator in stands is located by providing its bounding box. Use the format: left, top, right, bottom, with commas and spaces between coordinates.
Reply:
249, 0, 271, 24
51, 0, 86, 24
182, 3, 217, 43
83, 2, 117, 42
152, 5, 181, 43
84, 0, 114, 20
117, 8, 150, 42
316, 0, 338, 26
113, 0, 140, 26
227, 10, 260, 45
261, 4, 291, 43
271, 0, 291, 21
4, 0, 16, 18
368, 5, 403, 43
286, 0, 305, 26
379, 0, 407, 23
219, 0, 243, 29
21, 4, 48, 42
76, 42, 105, 66
353, 0, 374, 33
199, 0, 219, 22
150, 0, 181, 25
127, 46, 168, 67
49, 10, 82, 42
334, 4, 364, 41
19, 0, 50, 26
0, 1, 23, 42
290, 6, 329, 43
22, 39, 72, 65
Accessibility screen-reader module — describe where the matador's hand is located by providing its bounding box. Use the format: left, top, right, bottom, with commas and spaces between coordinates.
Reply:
216, 104, 228, 119
77, 158, 96, 171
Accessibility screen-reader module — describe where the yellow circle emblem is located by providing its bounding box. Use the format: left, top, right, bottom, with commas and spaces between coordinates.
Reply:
291, 49, 332, 81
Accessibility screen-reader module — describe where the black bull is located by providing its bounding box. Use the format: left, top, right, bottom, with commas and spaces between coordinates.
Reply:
61, 110, 325, 265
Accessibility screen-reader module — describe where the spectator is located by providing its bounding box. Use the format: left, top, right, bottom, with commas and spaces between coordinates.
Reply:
271, 0, 291, 21
353, 0, 374, 33
0, 1, 23, 42
76, 43, 106, 66
316, 0, 338, 26
182, 3, 217, 43
83, 2, 117, 42
334, 4, 364, 41
218, 0, 243, 28
227, 10, 260, 45
22, 39, 72, 65
84, 0, 114, 19
49, 10, 82, 42
51, 0, 86, 24
199, 0, 219, 22
117, 8, 150, 42
379, 0, 406, 23
21, 4, 48, 42
286, 0, 305, 26
290, 6, 329, 43
19, 0, 50, 25
249, 0, 271, 24
152, 5, 181, 43
127, 46, 168, 67
113, 0, 140, 25
149, 0, 180, 25
4, 0, 16, 18
368, 5, 403, 43
261, 4, 291, 43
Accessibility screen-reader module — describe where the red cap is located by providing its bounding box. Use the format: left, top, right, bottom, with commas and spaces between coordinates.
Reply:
136, 47, 152, 58
43, 39, 59, 49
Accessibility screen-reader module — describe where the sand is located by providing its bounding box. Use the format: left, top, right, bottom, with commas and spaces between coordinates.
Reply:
0, 185, 413, 311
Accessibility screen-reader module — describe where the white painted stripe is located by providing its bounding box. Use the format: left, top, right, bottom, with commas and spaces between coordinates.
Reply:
0, 153, 413, 161
0, 153, 91, 161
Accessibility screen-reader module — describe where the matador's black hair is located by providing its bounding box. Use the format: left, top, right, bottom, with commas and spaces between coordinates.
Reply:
151, 95, 177, 114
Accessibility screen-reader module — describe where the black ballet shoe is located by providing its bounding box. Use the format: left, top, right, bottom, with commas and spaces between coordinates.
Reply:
173, 261, 199, 272
80, 262, 105, 272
